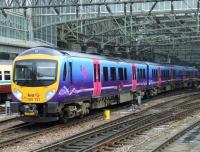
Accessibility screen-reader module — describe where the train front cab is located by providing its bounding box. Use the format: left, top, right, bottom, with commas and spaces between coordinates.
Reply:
11, 52, 61, 122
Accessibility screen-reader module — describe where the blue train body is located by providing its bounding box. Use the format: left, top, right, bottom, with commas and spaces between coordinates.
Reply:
11, 47, 199, 122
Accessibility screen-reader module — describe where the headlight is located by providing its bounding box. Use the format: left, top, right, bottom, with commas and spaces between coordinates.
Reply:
13, 89, 22, 101
45, 89, 56, 101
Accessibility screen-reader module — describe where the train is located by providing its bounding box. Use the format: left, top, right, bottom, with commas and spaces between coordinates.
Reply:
0, 60, 12, 102
10, 47, 199, 122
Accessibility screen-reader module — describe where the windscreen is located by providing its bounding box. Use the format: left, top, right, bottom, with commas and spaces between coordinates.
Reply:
14, 60, 57, 87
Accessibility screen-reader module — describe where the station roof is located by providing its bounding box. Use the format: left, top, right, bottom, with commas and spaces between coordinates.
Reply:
1, 0, 200, 67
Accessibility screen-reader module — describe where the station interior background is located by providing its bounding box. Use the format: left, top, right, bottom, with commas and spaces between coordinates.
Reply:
0, 0, 199, 68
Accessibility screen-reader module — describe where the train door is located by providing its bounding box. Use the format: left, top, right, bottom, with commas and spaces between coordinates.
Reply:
93, 60, 101, 96
132, 64, 137, 91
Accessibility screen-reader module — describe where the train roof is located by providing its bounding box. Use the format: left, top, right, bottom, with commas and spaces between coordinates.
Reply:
62, 51, 112, 60
61, 51, 151, 65
19, 47, 118, 61
16, 47, 161, 66
18, 47, 197, 69
20, 47, 141, 63
0, 60, 12, 65
19, 47, 63, 57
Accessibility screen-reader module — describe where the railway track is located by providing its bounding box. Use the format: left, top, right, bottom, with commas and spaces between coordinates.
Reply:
0, 122, 61, 148
135, 92, 200, 115
142, 88, 199, 104
33, 94, 200, 152
151, 120, 200, 152
0, 90, 199, 150
0, 111, 102, 149
0, 117, 18, 127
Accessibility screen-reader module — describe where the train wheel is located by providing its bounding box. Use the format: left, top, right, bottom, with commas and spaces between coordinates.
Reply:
59, 110, 68, 123
79, 113, 84, 119
59, 115, 68, 123
145, 91, 150, 99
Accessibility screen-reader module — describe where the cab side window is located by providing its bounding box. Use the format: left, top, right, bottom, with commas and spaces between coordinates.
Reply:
69, 62, 72, 83
63, 62, 67, 81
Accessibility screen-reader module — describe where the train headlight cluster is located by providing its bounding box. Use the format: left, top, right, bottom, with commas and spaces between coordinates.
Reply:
45, 89, 56, 101
13, 89, 22, 101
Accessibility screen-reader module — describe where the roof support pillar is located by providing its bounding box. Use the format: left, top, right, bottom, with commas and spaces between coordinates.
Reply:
81, 44, 87, 53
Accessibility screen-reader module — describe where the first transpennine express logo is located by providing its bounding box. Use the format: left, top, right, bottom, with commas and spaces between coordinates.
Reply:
28, 93, 40, 98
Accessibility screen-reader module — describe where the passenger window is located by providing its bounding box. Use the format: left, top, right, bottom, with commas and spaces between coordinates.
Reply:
69, 62, 72, 83
155, 69, 157, 79
179, 71, 181, 77
110, 67, 116, 81
4, 71, 10, 80
164, 70, 166, 79
103, 67, 108, 81
173, 70, 175, 78
156, 69, 158, 79
162, 70, 164, 79
153, 69, 156, 79
118, 68, 123, 80
0, 71, 2, 80
140, 69, 142, 80
124, 68, 127, 80
137, 69, 139, 80
163, 70, 165, 78
166, 70, 168, 79
63, 62, 67, 81
143, 69, 146, 79
153, 69, 154, 78
167, 70, 169, 79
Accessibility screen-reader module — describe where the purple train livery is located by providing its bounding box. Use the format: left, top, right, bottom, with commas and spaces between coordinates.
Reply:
11, 47, 199, 122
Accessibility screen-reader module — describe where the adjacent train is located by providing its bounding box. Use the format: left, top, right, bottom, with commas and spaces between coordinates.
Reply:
0, 60, 12, 102
11, 47, 199, 122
